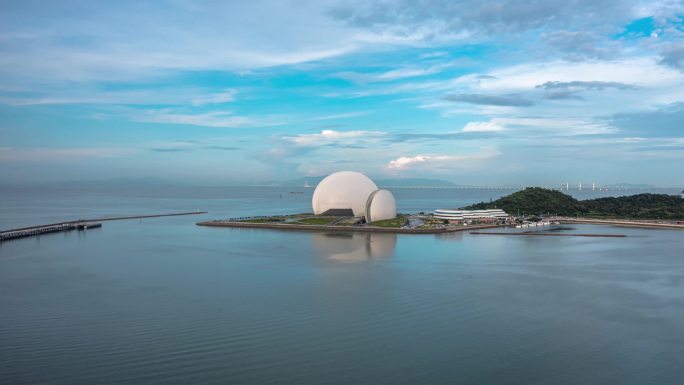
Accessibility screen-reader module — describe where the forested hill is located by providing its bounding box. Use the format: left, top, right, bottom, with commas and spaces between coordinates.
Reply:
581, 194, 684, 219
463, 187, 684, 219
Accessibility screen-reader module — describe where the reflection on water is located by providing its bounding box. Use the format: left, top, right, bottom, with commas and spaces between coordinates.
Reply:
312, 232, 397, 261
435, 231, 466, 241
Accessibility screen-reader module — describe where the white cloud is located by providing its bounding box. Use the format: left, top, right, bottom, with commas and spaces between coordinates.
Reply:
479, 58, 683, 92
0, 147, 131, 162
462, 121, 506, 132
333, 61, 458, 83
2, 88, 241, 107
191, 89, 237, 106
351, 26, 470, 46
287, 129, 385, 147
621, 137, 647, 142
491, 117, 615, 135
136, 109, 252, 128
308, 111, 370, 121
0, 2, 361, 85
420, 51, 449, 59
387, 149, 499, 170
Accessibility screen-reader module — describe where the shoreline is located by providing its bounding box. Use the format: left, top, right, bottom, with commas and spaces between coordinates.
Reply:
196, 221, 507, 234
557, 218, 684, 229
470, 232, 627, 238
198, 216, 684, 234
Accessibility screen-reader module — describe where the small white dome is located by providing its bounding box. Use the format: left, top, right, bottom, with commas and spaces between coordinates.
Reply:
311, 171, 378, 216
365, 189, 397, 223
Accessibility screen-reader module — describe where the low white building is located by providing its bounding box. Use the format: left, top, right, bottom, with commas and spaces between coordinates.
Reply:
434, 209, 509, 221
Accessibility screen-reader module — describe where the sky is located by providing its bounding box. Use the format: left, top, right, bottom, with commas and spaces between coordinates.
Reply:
1, 0, 683, 186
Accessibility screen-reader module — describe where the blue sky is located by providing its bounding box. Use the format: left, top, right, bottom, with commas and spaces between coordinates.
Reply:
1, 0, 683, 186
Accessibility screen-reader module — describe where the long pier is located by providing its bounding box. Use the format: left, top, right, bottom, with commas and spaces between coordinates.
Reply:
0, 223, 102, 242
1, 211, 206, 242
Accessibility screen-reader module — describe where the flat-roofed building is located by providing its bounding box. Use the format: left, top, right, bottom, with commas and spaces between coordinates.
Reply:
434, 209, 509, 222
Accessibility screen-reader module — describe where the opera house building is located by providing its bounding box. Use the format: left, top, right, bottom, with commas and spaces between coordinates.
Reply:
433, 209, 509, 222
311, 171, 397, 223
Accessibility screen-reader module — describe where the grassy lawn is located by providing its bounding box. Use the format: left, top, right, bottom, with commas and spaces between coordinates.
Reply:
295, 216, 336, 225
369, 216, 407, 228
242, 218, 281, 223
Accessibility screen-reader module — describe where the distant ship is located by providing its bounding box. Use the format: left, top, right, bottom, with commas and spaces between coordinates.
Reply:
304, 180, 311, 188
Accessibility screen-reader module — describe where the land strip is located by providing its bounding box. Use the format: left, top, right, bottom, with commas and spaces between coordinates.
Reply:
197, 220, 505, 234
470, 232, 627, 238
557, 217, 684, 229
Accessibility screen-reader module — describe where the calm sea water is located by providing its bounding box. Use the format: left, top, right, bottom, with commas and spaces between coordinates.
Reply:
1, 186, 683, 384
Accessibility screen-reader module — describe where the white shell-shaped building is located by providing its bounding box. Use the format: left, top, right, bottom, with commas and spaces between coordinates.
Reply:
311, 171, 397, 222
312, 171, 378, 216
365, 189, 397, 223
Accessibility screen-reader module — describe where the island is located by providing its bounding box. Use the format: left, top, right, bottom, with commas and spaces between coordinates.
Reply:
198, 171, 512, 234
196, 212, 510, 234
465, 187, 684, 220
197, 176, 684, 234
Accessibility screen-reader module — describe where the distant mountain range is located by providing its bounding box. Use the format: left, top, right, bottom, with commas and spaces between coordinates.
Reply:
2, 177, 677, 190
4, 177, 460, 188
2, 177, 182, 188
279, 177, 461, 187
601, 183, 658, 189
375, 178, 461, 187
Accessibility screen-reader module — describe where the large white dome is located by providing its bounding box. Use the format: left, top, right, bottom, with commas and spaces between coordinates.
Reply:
312, 171, 378, 216
365, 189, 397, 223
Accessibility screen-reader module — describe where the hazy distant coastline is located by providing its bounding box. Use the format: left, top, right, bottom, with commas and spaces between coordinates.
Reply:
3, 177, 679, 190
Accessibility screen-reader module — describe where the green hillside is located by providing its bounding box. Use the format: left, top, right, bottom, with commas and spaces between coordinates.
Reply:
463, 187, 684, 219
582, 194, 684, 219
